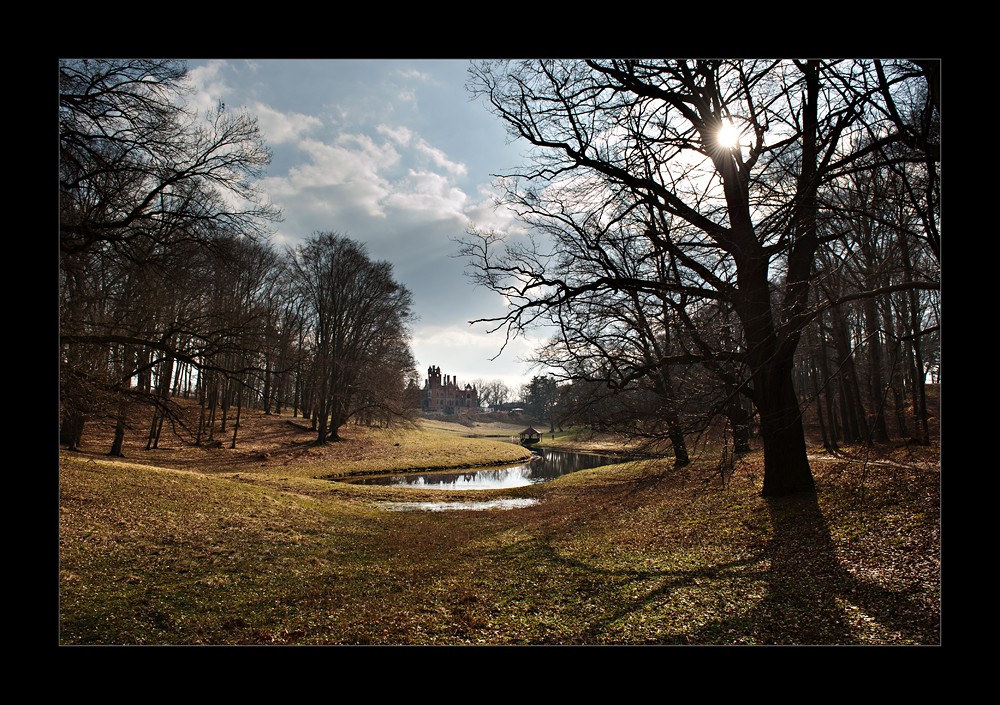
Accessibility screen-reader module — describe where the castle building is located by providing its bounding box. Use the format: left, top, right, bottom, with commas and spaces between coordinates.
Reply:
422, 366, 479, 414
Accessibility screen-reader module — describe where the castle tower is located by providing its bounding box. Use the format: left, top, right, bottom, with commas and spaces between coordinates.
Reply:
422, 365, 479, 414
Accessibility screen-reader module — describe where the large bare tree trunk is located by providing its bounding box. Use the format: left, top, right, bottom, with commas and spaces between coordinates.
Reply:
756, 356, 814, 497
735, 257, 814, 496
745, 60, 819, 497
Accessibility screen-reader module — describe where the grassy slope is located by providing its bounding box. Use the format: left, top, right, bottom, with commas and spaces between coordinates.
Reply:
59, 412, 940, 645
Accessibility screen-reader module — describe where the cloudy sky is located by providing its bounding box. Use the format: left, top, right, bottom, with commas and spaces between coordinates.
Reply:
186, 59, 546, 394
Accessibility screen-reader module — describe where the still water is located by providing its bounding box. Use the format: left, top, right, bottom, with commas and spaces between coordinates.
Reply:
348, 448, 624, 490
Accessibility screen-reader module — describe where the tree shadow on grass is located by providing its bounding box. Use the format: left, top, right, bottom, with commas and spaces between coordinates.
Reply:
673, 490, 937, 644
529, 489, 938, 644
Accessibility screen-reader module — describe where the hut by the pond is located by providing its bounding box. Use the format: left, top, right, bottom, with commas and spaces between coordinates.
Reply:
519, 427, 541, 446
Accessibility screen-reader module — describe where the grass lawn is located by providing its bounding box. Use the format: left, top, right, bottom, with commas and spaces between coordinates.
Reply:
59, 411, 940, 645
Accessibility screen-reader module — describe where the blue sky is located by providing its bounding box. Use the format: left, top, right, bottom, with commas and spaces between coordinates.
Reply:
187, 59, 545, 394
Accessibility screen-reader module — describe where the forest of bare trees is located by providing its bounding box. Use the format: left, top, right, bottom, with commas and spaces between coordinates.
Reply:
59, 59, 418, 453
461, 59, 939, 496
59, 58, 939, 496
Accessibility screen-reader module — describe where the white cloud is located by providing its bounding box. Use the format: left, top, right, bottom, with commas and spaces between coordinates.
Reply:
252, 102, 322, 145
385, 170, 468, 223
260, 125, 474, 236
184, 61, 322, 151
377, 124, 414, 146
464, 184, 523, 234
378, 124, 466, 175
186, 60, 231, 117
415, 326, 496, 350
396, 88, 418, 107
262, 134, 400, 218
415, 140, 467, 176
395, 68, 432, 82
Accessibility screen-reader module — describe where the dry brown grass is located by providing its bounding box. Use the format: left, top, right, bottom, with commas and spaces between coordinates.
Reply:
59, 403, 940, 645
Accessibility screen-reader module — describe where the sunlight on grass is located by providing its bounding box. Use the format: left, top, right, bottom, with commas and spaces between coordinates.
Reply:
60, 415, 939, 645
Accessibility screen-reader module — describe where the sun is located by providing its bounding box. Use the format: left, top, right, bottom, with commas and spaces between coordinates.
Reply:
717, 121, 741, 149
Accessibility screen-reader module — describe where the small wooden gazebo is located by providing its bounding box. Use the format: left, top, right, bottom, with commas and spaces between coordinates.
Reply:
519, 427, 541, 446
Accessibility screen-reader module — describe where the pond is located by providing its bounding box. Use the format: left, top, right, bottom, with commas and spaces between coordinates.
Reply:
347, 448, 626, 490
382, 498, 540, 512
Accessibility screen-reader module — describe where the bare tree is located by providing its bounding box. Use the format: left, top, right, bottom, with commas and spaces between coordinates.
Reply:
471, 378, 512, 410
288, 232, 417, 443
60, 59, 276, 258
463, 59, 939, 496
59, 58, 280, 451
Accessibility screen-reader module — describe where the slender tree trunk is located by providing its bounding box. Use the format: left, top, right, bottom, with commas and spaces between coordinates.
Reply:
837, 376, 856, 442
642, 286, 690, 468
207, 381, 218, 441
810, 352, 831, 451
172, 360, 185, 398
274, 367, 283, 416
899, 234, 930, 444
151, 412, 166, 449
316, 383, 329, 444
908, 335, 930, 444
220, 378, 230, 434
231, 383, 242, 449
262, 355, 272, 415
197, 398, 207, 445
883, 298, 909, 439
136, 347, 151, 394
804, 323, 832, 450
109, 402, 127, 457
814, 317, 840, 448
148, 354, 174, 450
727, 401, 752, 454
830, 307, 869, 443
146, 411, 158, 451
863, 297, 889, 442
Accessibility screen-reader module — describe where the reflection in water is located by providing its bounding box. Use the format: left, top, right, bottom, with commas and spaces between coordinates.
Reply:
349, 449, 624, 490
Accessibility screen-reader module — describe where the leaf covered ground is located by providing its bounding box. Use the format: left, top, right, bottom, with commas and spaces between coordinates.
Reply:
59, 409, 940, 645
